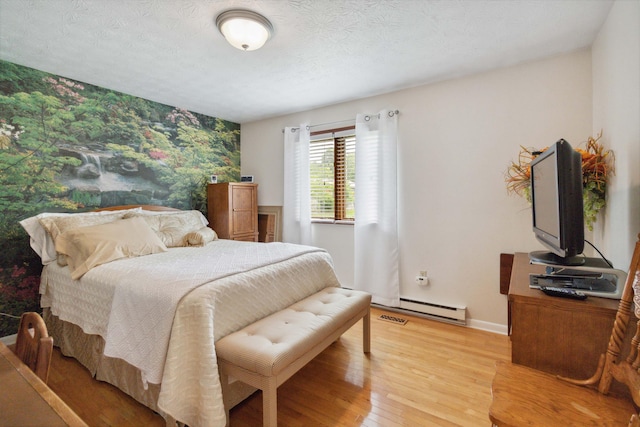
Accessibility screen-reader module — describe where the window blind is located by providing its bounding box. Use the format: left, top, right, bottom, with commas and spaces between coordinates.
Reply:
309, 135, 355, 220
310, 138, 335, 219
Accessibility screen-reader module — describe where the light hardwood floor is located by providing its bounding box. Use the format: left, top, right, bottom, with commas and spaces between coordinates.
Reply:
47, 307, 510, 426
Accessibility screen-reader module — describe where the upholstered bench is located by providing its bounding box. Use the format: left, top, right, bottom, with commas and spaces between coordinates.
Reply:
216, 287, 371, 427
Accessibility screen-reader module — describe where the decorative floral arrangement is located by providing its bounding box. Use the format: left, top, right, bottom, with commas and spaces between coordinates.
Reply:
505, 131, 615, 231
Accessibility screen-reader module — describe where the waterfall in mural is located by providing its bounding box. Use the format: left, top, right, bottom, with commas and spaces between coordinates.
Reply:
77, 152, 102, 178
59, 149, 169, 205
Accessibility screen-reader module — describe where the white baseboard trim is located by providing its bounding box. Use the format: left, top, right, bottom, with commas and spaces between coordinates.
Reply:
467, 319, 508, 335
374, 302, 508, 335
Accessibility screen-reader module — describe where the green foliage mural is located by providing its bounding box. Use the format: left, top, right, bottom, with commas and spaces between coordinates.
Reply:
0, 60, 241, 336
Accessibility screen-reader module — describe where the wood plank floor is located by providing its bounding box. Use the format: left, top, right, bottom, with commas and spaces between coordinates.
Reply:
47, 307, 510, 426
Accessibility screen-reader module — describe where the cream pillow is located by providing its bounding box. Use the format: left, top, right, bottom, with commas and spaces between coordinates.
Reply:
20, 208, 141, 264
39, 210, 138, 267
55, 217, 168, 280
135, 209, 208, 226
39, 210, 128, 242
124, 210, 208, 247
184, 227, 218, 247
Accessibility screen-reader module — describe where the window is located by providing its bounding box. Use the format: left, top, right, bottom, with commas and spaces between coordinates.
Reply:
309, 128, 356, 221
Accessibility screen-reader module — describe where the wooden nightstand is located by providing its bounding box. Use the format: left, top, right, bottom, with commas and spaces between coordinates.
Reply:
508, 252, 634, 383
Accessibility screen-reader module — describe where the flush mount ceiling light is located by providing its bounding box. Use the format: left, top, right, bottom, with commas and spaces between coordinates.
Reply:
216, 9, 273, 51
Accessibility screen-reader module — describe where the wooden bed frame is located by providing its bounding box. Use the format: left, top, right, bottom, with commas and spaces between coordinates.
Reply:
95, 204, 181, 212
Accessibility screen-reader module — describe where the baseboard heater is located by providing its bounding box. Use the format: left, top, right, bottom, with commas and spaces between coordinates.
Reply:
374, 298, 467, 326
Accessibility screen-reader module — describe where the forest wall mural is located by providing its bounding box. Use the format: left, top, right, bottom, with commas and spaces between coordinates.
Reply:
0, 60, 241, 336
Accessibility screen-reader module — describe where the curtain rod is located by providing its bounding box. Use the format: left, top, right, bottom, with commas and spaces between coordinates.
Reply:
282, 110, 399, 133
282, 118, 352, 133
309, 118, 354, 129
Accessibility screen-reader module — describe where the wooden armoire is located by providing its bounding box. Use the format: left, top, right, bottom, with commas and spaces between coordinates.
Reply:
207, 183, 258, 241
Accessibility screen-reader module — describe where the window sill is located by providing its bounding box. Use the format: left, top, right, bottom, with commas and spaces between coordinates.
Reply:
311, 219, 354, 225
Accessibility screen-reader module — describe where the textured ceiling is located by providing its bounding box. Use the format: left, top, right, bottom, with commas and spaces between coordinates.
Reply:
0, 0, 614, 124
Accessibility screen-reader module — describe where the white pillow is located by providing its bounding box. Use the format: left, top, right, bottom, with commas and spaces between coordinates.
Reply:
134, 209, 209, 226
19, 208, 142, 265
56, 216, 168, 280
184, 227, 218, 246
123, 210, 210, 247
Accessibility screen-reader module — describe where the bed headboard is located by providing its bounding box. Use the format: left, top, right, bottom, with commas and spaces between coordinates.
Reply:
94, 205, 181, 212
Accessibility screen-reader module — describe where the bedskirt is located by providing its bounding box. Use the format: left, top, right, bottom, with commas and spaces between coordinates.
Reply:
44, 309, 257, 423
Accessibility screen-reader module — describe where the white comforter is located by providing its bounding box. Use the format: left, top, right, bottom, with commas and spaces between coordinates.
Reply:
40, 239, 340, 426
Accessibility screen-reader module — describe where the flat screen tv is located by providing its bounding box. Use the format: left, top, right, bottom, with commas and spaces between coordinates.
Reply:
529, 139, 585, 266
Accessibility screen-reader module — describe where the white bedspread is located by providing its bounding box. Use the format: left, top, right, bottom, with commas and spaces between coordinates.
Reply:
40, 240, 340, 426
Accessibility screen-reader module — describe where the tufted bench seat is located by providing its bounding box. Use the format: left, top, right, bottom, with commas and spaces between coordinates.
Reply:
216, 286, 371, 427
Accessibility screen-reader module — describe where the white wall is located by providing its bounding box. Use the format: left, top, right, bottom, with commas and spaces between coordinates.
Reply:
592, 0, 640, 270
241, 50, 593, 332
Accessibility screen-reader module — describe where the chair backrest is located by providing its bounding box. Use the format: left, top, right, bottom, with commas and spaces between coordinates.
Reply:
597, 234, 640, 404
13, 312, 54, 384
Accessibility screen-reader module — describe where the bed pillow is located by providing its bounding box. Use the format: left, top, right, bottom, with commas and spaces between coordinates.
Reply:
124, 210, 209, 247
55, 216, 168, 280
184, 227, 218, 247
19, 208, 141, 265
38, 210, 139, 266
134, 209, 209, 226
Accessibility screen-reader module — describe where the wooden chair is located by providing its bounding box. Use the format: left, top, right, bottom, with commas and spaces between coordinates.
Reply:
13, 312, 54, 384
490, 234, 640, 426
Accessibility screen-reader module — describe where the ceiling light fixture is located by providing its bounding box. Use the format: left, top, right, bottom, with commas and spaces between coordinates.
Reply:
215, 9, 273, 51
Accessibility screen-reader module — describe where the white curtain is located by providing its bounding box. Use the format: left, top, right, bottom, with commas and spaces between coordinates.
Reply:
283, 125, 312, 245
354, 110, 400, 306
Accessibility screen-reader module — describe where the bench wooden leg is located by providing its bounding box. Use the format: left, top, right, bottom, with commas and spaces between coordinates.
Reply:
363, 308, 371, 353
263, 379, 278, 427
219, 370, 231, 427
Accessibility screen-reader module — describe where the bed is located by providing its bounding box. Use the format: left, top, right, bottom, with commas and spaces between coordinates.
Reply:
20, 205, 341, 427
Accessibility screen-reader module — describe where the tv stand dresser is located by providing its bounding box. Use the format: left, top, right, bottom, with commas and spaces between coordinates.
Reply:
508, 252, 635, 381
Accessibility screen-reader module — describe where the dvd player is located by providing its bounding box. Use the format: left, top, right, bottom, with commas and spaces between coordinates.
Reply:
530, 274, 617, 292
529, 256, 626, 299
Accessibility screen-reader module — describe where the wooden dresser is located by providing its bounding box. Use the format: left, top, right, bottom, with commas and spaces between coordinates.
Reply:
508, 252, 634, 381
207, 183, 258, 241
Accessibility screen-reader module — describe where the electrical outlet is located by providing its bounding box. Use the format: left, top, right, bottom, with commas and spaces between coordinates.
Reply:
415, 275, 429, 286
416, 270, 429, 286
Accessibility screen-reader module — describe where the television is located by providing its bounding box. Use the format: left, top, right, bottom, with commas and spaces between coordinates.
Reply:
529, 139, 585, 266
